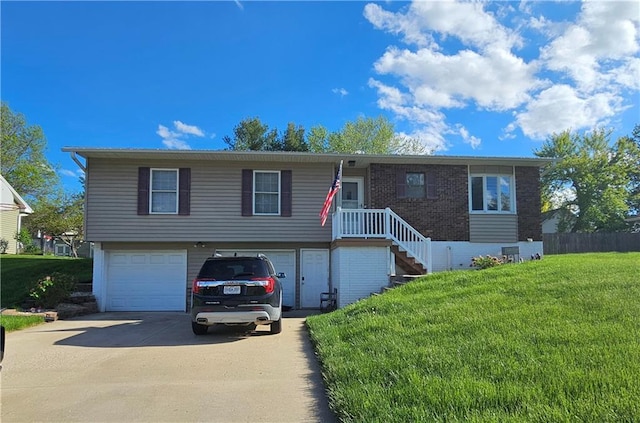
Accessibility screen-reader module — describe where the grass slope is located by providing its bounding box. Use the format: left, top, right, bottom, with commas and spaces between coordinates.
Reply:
307, 253, 640, 422
0, 255, 93, 308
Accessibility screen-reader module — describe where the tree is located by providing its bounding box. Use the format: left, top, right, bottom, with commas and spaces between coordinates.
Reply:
308, 115, 429, 154
25, 193, 84, 257
619, 124, 640, 214
1, 102, 59, 199
222, 117, 280, 151
281, 122, 308, 152
534, 128, 635, 232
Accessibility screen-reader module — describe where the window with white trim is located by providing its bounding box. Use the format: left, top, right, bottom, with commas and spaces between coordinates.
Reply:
254, 171, 280, 215
150, 169, 178, 214
470, 174, 513, 213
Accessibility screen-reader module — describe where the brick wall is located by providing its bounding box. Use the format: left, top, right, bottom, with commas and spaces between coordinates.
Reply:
369, 164, 470, 241
515, 167, 543, 241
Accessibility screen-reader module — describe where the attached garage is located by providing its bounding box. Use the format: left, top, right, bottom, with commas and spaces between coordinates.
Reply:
217, 249, 296, 308
105, 250, 187, 311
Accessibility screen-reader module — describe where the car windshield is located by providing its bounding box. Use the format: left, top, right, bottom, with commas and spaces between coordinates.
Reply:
197, 258, 269, 279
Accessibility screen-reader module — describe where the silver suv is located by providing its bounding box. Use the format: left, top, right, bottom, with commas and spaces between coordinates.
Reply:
190, 254, 285, 335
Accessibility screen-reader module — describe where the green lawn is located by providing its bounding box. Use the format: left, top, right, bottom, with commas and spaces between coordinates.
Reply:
0, 314, 45, 332
0, 255, 93, 308
307, 253, 640, 422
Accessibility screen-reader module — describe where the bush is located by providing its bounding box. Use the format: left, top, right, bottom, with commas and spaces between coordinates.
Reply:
23, 244, 42, 255
29, 272, 77, 309
471, 255, 503, 269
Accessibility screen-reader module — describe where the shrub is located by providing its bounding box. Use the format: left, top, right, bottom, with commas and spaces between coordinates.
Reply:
0, 238, 8, 254
23, 244, 42, 255
29, 272, 77, 309
471, 255, 503, 269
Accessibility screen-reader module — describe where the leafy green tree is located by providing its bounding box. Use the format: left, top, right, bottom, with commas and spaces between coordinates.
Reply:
222, 117, 280, 151
620, 124, 640, 214
534, 128, 635, 232
25, 193, 84, 257
281, 122, 308, 152
307, 116, 428, 154
1, 102, 59, 199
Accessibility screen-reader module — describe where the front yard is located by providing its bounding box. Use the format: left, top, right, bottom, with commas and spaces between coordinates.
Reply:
307, 252, 640, 422
0, 255, 93, 309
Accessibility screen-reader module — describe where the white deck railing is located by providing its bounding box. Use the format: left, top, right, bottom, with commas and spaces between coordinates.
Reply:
333, 207, 431, 272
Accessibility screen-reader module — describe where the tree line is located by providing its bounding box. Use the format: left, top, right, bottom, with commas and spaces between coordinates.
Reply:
2, 100, 639, 258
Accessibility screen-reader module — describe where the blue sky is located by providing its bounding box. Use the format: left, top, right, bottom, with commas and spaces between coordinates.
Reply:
2, 1, 639, 193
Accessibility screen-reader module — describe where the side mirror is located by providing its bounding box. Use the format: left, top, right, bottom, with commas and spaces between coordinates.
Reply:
276, 272, 286, 279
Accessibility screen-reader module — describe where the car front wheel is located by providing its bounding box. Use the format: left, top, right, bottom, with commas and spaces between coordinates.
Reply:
192, 321, 208, 335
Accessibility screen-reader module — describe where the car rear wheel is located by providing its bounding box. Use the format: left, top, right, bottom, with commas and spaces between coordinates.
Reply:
192, 321, 208, 335
270, 317, 282, 334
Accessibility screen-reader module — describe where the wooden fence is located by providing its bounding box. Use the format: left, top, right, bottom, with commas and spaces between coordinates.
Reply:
543, 233, 640, 255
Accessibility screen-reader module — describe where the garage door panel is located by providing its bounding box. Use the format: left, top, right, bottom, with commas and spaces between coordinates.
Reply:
106, 250, 186, 311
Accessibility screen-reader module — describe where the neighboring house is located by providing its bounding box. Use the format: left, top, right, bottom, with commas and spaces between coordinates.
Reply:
541, 208, 576, 233
62, 148, 549, 311
53, 239, 94, 258
0, 174, 33, 254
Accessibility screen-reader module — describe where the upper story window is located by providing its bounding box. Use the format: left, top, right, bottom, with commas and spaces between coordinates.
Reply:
254, 171, 280, 215
470, 174, 513, 213
406, 172, 425, 198
397, 171, 436, 199
150, 169, 178, 214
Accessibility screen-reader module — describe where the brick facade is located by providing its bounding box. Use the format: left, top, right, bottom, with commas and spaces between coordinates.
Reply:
369, 163, 543, 242
515, 166, 543, 241
369, 163, 470, 241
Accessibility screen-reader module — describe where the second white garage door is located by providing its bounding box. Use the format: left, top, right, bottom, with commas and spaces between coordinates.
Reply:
217, 250, 296, 308
106, 250, 187, 311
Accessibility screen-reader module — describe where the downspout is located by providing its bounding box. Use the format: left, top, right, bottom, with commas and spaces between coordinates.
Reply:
70, 152, 86, 173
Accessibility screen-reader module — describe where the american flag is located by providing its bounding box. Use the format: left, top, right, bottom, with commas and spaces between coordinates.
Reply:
319, 161, 343, 226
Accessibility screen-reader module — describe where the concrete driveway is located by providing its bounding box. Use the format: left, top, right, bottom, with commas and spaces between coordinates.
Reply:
1, 311, 335, 423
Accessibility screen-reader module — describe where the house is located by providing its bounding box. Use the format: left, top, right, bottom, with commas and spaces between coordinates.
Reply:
0, 174, 33, 254
62, 148, 549, 311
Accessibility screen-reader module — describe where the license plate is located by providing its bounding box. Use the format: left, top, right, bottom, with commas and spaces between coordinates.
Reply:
223, 286, 241, 295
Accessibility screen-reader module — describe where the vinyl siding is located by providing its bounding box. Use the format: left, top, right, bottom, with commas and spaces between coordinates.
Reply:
0, 209, 19, 254
469, 214, 518, 243
86, 159, 334, 242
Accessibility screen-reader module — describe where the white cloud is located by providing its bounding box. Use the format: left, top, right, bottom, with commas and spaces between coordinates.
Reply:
332, 88, 349, 97
514, 85, 621, 140
156, 120, 206, 150
162, 138, 192, 150
364, 0, 640, 148
457, 125, 481, 149
174, 120, 204, 137
234, 0, 244, 11
60, 169, 83, 177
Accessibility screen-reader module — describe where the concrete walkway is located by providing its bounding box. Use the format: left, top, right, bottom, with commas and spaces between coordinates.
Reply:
1, 311, 335, 422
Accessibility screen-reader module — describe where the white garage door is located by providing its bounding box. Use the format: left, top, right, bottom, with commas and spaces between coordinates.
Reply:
218, 250, 296, 308
106, 250, 187, 311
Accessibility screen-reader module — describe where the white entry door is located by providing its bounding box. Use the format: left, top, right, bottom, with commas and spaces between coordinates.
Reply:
300, 249, 329, 308
339, 177, 364, 235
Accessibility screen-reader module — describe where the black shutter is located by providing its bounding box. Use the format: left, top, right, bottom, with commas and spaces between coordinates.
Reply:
241, 169, 253, 216
178, 168, 191, 215
396, 170, 406, 198
281, 170, 292, 217
137, 167, 150, 215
